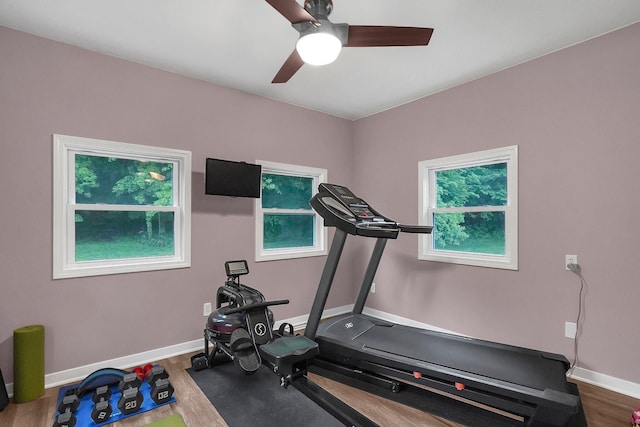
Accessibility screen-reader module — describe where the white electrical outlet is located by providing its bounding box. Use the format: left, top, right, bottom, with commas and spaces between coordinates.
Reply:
565, 321, 577, 339
370, 282, 376, 293
565, 254, 578, 270
203, 302, 212, 317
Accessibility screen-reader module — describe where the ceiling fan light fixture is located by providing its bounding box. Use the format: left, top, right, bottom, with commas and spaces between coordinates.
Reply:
296, 32, 342, 66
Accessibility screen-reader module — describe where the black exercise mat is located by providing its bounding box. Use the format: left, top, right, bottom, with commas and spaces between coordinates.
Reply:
189, 361, 587, 427
187, 362, 343, 427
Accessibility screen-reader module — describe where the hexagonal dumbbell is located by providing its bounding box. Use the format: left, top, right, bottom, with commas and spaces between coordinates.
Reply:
117, 372, 144, 415
90, 385, 113, 424
150, 377, 174, 405
145, 366, 168, 384
53, 391, 80, 427
53, 409, 77, 427
117, 372, 142, 393
57, 392, 80, 414
117, 386, 143, 415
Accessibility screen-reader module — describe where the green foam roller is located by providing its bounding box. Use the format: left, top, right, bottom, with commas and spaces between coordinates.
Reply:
13, 325, 45, 403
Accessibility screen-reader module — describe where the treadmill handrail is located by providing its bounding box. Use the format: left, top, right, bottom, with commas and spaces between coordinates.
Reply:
397, 223, 433, 234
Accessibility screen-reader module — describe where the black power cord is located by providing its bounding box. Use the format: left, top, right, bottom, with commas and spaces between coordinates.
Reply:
567, 262, 586, 375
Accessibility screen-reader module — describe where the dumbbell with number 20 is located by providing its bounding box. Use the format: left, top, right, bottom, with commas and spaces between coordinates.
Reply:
117, 372, 144, 415
121, 364, 174, 409
146, 366, 174, 405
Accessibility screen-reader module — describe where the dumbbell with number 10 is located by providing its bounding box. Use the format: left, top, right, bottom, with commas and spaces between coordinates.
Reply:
91, 385, 113, 424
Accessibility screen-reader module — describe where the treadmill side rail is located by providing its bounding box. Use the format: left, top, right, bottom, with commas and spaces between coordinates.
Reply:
358, 352, 580, 412
292, 376, 380, 427
357, 359, 579, 426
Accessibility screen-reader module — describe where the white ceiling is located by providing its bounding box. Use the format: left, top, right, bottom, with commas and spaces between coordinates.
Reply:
1, 1, 639, 120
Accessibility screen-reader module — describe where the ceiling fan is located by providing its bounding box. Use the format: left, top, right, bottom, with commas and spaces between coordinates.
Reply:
266, 0, 434, 83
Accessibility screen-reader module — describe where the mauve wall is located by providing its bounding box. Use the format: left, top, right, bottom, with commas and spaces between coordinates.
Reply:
0, 26, 355, 383
352, 23, 640, 383
2, 21, 639, 388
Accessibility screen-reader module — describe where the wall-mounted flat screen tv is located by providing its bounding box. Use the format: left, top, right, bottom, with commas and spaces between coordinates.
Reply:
205, 158, 262, 198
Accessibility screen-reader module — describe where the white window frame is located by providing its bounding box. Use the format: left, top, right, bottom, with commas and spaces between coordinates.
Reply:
255, 160, 327, 262
53, 134, 191, 279
418, 145, 518, 270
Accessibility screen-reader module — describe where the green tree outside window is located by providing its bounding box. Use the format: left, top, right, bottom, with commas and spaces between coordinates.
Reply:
433, 163, 507, 254
74, 154, 175, 261
261, 173, 314, 249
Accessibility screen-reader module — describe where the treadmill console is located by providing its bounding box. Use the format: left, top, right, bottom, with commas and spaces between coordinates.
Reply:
317, 184, 381, 220
310, 183, 432, 238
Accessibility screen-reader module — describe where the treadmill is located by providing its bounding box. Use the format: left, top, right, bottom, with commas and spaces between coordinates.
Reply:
304, 183, 586, 427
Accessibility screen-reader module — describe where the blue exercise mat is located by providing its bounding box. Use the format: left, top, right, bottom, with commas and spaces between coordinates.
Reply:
54, 379, 176, 427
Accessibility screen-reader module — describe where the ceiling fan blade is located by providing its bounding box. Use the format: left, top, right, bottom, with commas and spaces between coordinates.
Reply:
272, 50, 305, 83
265, 0, 318, 24
344, 25, 434, 47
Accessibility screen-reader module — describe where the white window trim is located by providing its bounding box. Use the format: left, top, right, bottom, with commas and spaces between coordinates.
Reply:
255, 160, 327, 262
418, 145, 518, 270
53, 134, 191, 279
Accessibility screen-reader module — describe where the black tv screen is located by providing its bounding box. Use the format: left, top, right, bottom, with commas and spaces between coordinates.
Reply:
205, 158, 262, 198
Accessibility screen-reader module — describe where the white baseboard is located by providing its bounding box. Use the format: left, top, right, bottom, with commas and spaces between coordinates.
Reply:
273, 304, 353, 331
5, 305, 639, 400
568, 366, 640, 399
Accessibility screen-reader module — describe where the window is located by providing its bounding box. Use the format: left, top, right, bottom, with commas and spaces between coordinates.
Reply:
53, 134, 191, 278
418, 146, 518, 269
255, 161, 327, 261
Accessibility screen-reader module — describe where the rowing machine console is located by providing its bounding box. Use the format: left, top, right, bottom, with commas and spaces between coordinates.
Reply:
310, 183, 432, 238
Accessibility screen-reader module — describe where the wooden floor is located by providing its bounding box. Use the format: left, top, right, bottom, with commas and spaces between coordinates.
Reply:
1, 351, 638, 427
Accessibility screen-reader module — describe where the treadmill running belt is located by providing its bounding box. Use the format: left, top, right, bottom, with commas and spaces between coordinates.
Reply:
360, 324, 569, 392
